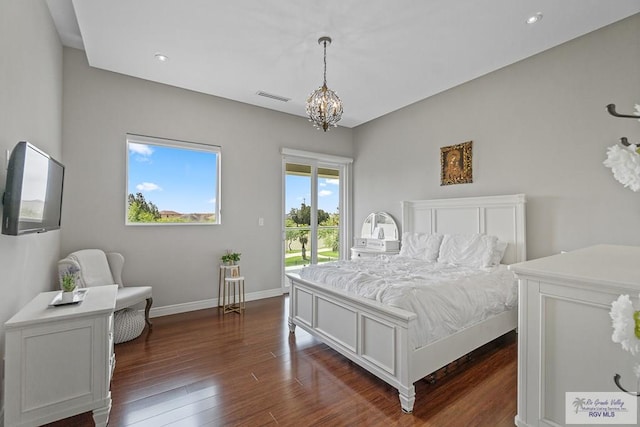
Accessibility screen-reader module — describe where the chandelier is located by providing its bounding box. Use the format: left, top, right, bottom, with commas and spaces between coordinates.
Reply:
306, 36, 343, 132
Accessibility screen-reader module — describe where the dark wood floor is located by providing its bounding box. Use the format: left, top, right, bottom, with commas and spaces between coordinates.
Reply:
47, 296, 517, 426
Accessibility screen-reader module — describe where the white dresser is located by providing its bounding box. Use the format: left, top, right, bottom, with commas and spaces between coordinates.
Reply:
350, 245, 400, 259
352, 211, 400, 259
351, 238, 400, 259
510, 245, 640, 427
4, 285, 117, 427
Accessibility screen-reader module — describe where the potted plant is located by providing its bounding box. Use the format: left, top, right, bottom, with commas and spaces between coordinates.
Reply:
221, 250, 241, 265
60, 265, 80, 303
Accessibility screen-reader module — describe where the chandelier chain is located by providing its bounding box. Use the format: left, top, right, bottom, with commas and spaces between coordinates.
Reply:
323, 39, 327, 86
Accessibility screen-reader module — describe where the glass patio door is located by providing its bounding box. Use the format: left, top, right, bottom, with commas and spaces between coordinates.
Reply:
281, 149, 352, 292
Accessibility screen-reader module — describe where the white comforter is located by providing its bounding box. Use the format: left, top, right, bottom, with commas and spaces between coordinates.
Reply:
298, 255, 517, 349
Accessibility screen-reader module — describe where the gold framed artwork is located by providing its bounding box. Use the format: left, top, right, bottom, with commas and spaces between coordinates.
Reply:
440, 141, 473, 185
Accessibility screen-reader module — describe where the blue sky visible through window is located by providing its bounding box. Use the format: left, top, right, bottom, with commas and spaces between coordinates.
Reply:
285, 174, 340, 215
128, 142, 218, 214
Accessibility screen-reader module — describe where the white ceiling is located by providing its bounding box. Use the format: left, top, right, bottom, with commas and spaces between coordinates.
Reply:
46, 0, 640, 128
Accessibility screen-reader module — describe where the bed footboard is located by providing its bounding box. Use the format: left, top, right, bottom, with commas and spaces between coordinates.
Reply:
287, 272, 518, 413
287, 273, 418, 412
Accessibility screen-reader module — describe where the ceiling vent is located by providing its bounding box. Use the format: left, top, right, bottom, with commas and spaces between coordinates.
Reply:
256, 91, 291, 102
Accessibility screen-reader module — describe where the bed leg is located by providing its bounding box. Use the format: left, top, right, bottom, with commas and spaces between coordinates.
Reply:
398, 385, 415, 414
288, 317, 296, 334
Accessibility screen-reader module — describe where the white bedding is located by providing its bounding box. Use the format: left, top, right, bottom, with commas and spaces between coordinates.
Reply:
298, 255, 517, 349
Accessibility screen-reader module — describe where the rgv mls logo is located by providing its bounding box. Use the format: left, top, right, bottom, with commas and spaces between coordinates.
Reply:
566, 392, 637, 424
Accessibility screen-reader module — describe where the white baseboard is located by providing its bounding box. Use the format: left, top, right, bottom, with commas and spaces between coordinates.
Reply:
148, 288, 284, 318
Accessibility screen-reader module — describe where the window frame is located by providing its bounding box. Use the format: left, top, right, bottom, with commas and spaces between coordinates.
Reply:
281, 148, 353, 291
125, 134, 221, 226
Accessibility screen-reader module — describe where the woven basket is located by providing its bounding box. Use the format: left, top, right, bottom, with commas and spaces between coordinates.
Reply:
114, 308, 145, 344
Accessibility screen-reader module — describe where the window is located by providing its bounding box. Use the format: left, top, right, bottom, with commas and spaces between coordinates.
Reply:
126, 134, 221, 225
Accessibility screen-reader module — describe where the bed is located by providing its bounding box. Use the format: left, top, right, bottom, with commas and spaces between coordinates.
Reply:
286, 194, 526, 412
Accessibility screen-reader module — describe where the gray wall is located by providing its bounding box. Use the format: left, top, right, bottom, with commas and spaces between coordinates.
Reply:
0, 0, 63, 407
353, 14, 640, 260
3, 2, 636, 418
61, 48, 353, 312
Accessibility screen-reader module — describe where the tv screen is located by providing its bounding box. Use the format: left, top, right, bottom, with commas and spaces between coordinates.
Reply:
2, 141, 65, 236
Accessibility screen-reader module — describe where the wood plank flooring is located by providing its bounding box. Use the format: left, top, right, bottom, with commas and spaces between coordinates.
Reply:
46, 296, 517, 426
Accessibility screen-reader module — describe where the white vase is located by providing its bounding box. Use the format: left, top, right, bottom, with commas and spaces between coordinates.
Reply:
61, 291, 75, 303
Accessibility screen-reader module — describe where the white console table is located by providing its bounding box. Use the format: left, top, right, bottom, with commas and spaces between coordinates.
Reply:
4, 285, 117, 427
510, 245, 640, 427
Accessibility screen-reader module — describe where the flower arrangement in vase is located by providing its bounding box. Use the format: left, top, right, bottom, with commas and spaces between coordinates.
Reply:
60, 265, 80, 302
221, 250, 241, 266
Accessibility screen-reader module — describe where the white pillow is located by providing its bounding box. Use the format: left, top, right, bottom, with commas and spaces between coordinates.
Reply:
489, 241, 508, 266
399, 232, 443, 261
437, 234, 498, 267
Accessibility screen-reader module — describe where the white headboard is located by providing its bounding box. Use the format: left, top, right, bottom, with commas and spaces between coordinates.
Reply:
401, 194, 526, 264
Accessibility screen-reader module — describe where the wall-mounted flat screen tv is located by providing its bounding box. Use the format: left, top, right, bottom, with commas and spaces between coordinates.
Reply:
2, 141, 65, 236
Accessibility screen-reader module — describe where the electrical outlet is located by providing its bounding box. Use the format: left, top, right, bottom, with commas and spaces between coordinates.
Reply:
258, 217, 264, 226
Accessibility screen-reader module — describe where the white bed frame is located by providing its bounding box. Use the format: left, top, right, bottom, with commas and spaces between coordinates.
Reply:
286, 194, 526, 412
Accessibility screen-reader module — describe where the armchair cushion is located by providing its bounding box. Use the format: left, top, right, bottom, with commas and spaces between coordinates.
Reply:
115, 286, 153, 311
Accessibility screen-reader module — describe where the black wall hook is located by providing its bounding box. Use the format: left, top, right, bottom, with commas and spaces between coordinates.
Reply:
614, 373, 640, 397
607, 104, 639, 147
607, 104, 640, 119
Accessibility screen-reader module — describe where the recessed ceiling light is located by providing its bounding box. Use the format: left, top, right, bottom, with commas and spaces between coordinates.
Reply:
154, 53, 169, 62
526, 12, 543, 25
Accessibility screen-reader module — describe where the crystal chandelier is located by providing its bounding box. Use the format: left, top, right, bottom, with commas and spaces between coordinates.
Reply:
306, 36, 343, 132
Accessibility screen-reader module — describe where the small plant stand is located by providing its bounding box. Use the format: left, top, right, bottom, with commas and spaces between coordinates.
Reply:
218, 264, 241, 307
221, 266, 245, 314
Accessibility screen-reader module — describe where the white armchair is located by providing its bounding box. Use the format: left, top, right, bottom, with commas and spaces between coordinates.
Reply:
58, 249, 153, 327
